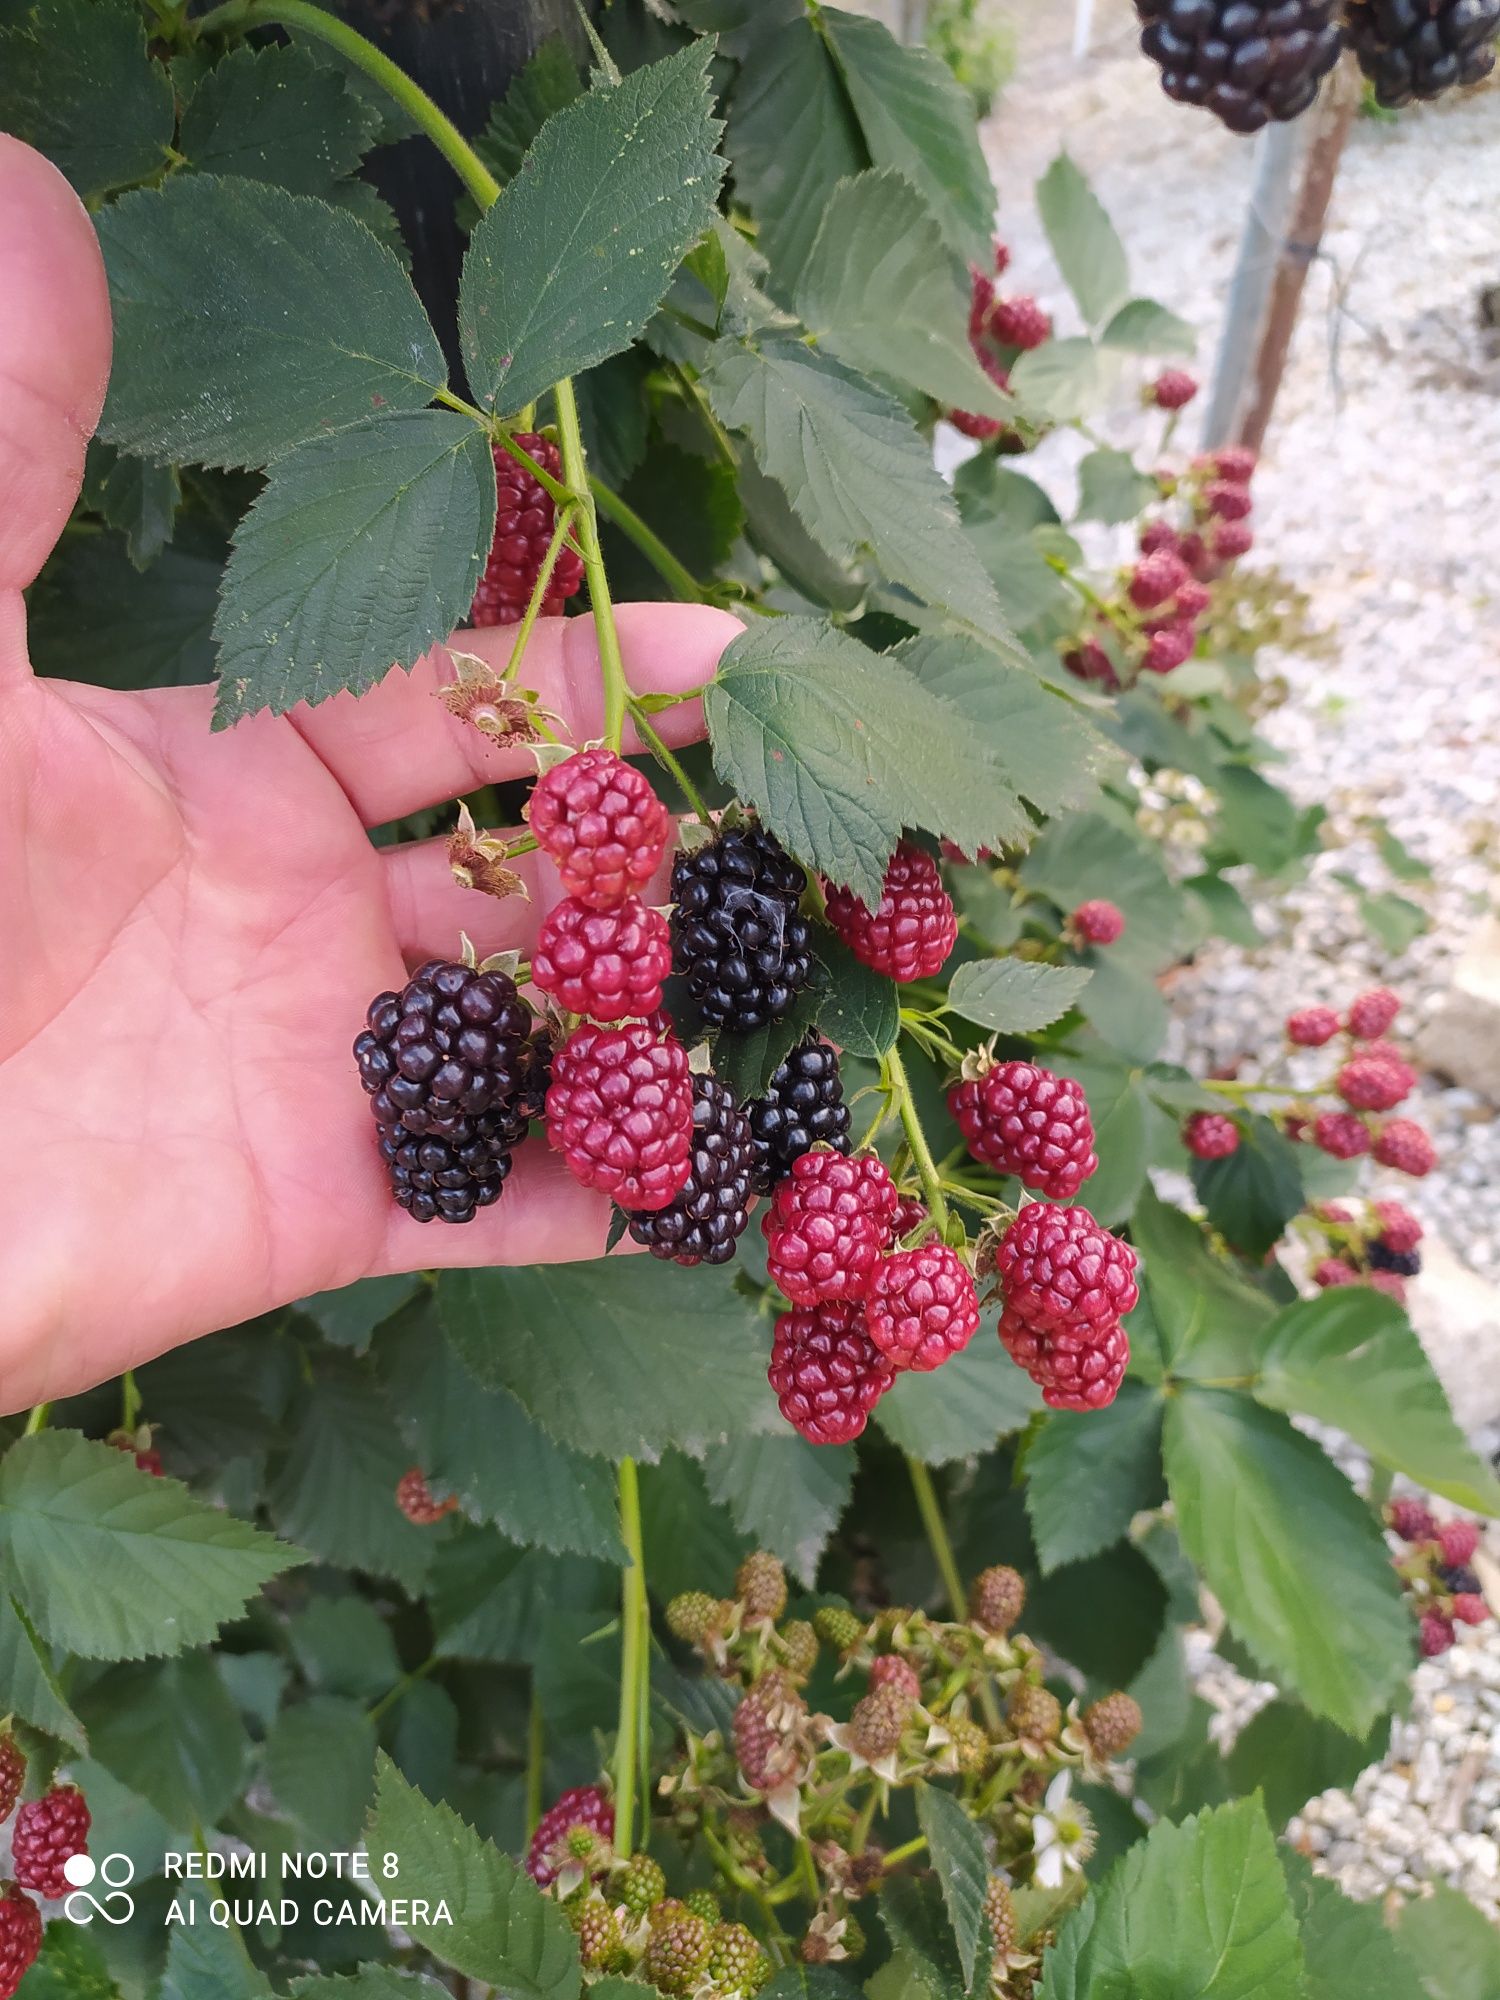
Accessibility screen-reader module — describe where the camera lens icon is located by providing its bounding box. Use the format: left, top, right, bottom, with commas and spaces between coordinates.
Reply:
63, 1854, 97, 1889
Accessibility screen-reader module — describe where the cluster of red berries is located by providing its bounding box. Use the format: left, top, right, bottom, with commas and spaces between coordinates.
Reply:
1283, 988, 1436, 1177
1311, 1197, 1424, 1302
470, 434, 586, 627
948, 240, 1047, 446
1386, 1503, 1491, 1659
1065, 446, 1257, 688
0, 1741, 91, 1997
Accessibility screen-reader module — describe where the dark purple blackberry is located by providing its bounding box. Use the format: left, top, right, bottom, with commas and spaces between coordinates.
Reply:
747, 1037, 851, 1196
670, 826, 814, 1032
354, 961, 533, 1223
1135, 0, 1346, 131
1439, 1563, 1483, 1595
1368, 1239, 1422, 1277
1346, 0, 1499, 103
625, 1074, 756, 1265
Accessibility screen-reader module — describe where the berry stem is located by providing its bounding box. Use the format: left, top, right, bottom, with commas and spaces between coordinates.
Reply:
881, 1833, 928, 1867
906, 1457, 966, 1621
554, 379, 631, 753
121, 1370, 142, 1434
627, 699, 711, 823
366, 1655, 439, 1724
590, 475, 706, 602
613, 1454, 649, 1855
503, 503, 580, 685
493, 429, 574, 508
885, 1045, 948, 1232
22, 1403, 49, 1437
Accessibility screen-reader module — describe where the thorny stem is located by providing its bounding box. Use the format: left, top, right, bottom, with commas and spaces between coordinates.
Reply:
885, 1045, 948, 1232
614, 1457, 649, 1855
628, 700, 711, 823
591, 475, 706, 602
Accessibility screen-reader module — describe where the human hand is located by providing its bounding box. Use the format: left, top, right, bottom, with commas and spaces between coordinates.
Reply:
0, 136, 739, 1413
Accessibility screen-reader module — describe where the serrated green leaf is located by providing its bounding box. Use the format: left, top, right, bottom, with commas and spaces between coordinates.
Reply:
1256, 1289, 1500, 1514
1074, 949, 1168, 1063
1230, 1703, 1390, 1833
213, 410, 495, 722
947, 960, 1091, 1035
1163, 1391, 1411, 1734
1019, 811, 1190, 973
460, 46, 724, 417
1024, 1382, 1165, 1573
1393, 1882, 1500, 2000
82, 442, 180, 569
1357, 887, 1428, 954
1040, 1797, 1301, 2000
1127, 1185, 1273, 1381
1007, 339, 1103, 423
1284, 1858, 1424, 2000
160, 1886, 275, 2000
819, 10, 993, 265
1033, 153, 1129, 331
292, 1974, 451, 2000
265, 1696, 378, 1850
1190, 1116, 1305, 1260
98, 176, 445, 470
474, 35, 583, 184
703, 619, 1031, 904
0, 0, 173, 199
1074, 447, 1158, 526
364, 1755, 582, 1994
816, 933, 900, 1058
179, 43, 379, 192
375, 1302, 625, 1559
287, 1596, 401, 1703
1048, 1046, 1151, 1230
0, 1594, 86, 1749
78, 1652, 249, 1829
1027, 1542, 1168, 1686
438, 1260, 781, 1461
0, 1431, 300, 1661
914, 1784, 988, 1989
300, 1275, 423, 1354
702, 341, 1018, 656
1100, 297, 1196, 355
638, 1453, 749, 1603
13, 1923, 120, 2000
877, 1334, 1042, 1463
797, 171, 1013, 419
267, 1358, 434, 1593
28, 531, 220, 689
702, 1434, 854, 1586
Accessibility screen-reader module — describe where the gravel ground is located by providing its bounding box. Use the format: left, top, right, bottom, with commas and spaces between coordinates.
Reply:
968, 0, 1500, 1916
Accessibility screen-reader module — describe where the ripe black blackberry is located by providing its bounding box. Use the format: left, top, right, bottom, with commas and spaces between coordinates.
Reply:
625, 1074, 756, 1266
1135, 0, 1345, 131
1439, 1563, 1483, 1595
1367, 1239, 1422, 1277
1345, 0, 1499, 103
670, 826, 814, 1032
355, 961, 533, 1223
747, 1037, 851, 1195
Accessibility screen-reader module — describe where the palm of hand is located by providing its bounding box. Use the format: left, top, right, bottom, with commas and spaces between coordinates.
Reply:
0, 136, 733, 1410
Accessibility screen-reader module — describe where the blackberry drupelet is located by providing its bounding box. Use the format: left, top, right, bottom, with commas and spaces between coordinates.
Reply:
355, 960, 533, 1224
1345, 0, 1499, 104
671, 826, 814, 1032
625, 1074, 756, 1266
747, 1037, 851, 1195
1135, 0, 1345, 132
1367, 1239, 1422, 1277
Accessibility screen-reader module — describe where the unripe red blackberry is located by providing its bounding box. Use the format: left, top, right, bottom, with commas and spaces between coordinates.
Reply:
1143, 620, 1197, 674
11, 1785, 91, 1901
1420, 1610, 1455, 1658
1063, 635, 1120, 687
1388, 1497, 1437, 1543
732, 1673, 806, 1792
1454, 1593, 1489, 1627
984, 1875, 1017, 1957
1313, 1257, 1360, 1288
996, 1202, 1140, 1328
988, 295, 1052, 350
1175, 577, 1212, 620
1071, 899, 1125, 945
1006, 1682, 1062, 1742
763, 1150, 900, 1304
949, 1059, 1098, 1202
625, 1074, 755, 1266
355, 959, 534, 1224
1369, 1269, 1407, 1303
1337, 1051, 1416, 1113
999, 1302, 1131, 1411
671, 825, 814, 1031
1139, 520, 1182, 556
1437, 1520, 1481, 1567
1150, 368, 1198, 409
646, 1915, 712, 1994
396, 1466, 459, 1525
1287, 1005, 1340, 1046
1346, 0, 1499, 107
1313, 1110, 1371, 1160
527, 747, 671, 911
814, 1605, 866, 1655
737, 1551, 789, 1621
1083, 1691, 1143, 1757
1373, 1200, 1423, 1255
868, 1654, 923, 1702
770, 1298, 896, 1445
1212, 445, 1258, 483
1347, 986, 1401, 1040
865, 1243, 981, 1373
545, 1018, 693, 1210
780, 1620, 819, 1681
707, 1921, 773, 1994
1135, 0, 1343, 130
747, 1037, 851, 1196
1129, 548, 1191, 610
525, 1784, 614, 1886
0, 1886, 41, 2000
949, 347, 1014, 443
619, 1852, 668, 1920
969, 1563, 1026, 1635
470, 434, 585, 626
891, 1194, 929, 1240
1183, 1110, 1241, 1160
1202, 479, 1254, 522
666, 1591, 731, 1646
848, 1684, 912, 1761
1212, 519, 1254, 561
1373, 1118, 1437, 1177
0, 1736, 26, 1825
532, 896, 671, 1021
824, 842, 957, 983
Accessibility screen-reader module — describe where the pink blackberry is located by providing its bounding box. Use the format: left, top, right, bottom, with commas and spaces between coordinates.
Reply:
1151, 369, 1198, 409
864, 1243, 981, 1373
770, 1299, 895, 1443
1373, 1119, 1437, 1178
470, 434, 585, 625
891, 1194, 929, 1240
995, 1202, 1140, 1329
527, 748, 672, 912
1212, 445, 1257, 483
0, 1738, 24, 1826
1373, 1200, 1423, 1255
988, 295, 1052, 350
1347, 987, 1401, 1040
532, 896, 671, 1021
1202, 479, 1253, 522
1437, 1520, 1481, 1568
1139, 520, 1182, 556
1313, 1257, 1360, 1288
1072, 899, 1125, 945
1454, 1594, 1489, 1627
1063, 636, 1120, 687
948, 1059, 1097, 1201
732, 1673, 807, 1791
824, 842, 957, 984
999, 1302, 1130, 1411
1388, 1497, 1437, 1543
763, 1150, 900, 1304
545, 1019, 693, 1210
11, 1785, 90, 1901
1174, 578, 1212, 620
526, 1784, 614, 1887
1336, 1052, 1416, 1113
1287, 1005, 1340, 1047
1313, 1111, 1372, 1161
1143, 621, 1197, 674
1128, 549, 1191, 610
1420, 1611, 1455, 1658
0, 1887, 40, 2000
1183, 1111, 1240, 1160
1212, 520, 1254, 561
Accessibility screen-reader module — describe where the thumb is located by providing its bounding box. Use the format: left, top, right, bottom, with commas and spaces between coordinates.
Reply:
0, 136, 112, 607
